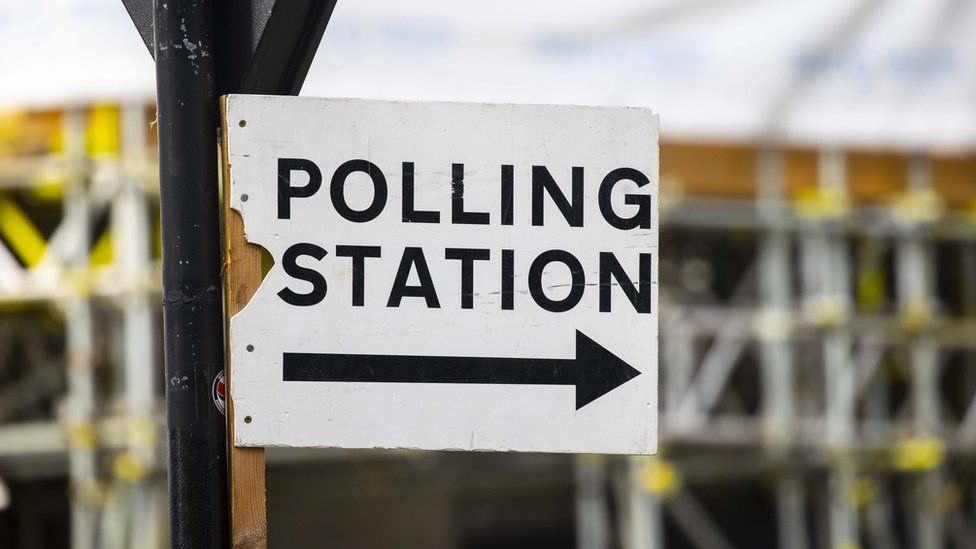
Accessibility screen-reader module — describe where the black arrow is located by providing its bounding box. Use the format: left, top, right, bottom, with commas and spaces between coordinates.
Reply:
282, 331, 641, 409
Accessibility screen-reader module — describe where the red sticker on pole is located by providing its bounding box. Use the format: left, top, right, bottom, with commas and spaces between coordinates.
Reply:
212, 370, 226, 416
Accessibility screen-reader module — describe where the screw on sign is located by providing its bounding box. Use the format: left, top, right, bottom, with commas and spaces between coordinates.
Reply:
224, 96, 659, 455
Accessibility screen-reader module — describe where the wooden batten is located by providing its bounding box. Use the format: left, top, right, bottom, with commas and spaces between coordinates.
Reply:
662, 140, 976, 209
220, 96, 268, 549
660, 142, 757, 198
933, 154, 976, 209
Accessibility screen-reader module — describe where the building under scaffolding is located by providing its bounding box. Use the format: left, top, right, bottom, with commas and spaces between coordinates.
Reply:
0, 104, 163, 548
0, 103, 974, 548
3, 0, 976, 547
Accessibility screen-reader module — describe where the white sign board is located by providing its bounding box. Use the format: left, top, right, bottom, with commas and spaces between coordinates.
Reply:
225, 95, 658, 454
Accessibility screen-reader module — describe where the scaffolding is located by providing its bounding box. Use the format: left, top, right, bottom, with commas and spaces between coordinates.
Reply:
578, 145, 976, 549
0, 103, 164, 548
1, 103, 975, 548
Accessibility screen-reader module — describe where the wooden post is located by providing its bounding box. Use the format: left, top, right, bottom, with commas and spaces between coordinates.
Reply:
221, 97, 268, 548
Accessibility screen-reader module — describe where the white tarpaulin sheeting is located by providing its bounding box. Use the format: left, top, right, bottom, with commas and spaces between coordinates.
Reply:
3, 0, 975, 150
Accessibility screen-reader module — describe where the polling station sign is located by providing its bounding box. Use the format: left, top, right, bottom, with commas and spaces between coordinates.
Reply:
224, 95, 658, 454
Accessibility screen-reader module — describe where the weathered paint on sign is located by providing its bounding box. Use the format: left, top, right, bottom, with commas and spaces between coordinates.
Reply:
226, 95, 658, 454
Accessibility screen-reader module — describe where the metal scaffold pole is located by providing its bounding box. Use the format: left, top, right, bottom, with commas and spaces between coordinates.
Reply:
757, 147, 808, 549
153, 0, 228, 546
901, 155, 944, 549
805, 149, 858, 549
575, 456, 610, 549
620, 457, 664, 549
117, 103, 163, 548
64, 108, 98, 549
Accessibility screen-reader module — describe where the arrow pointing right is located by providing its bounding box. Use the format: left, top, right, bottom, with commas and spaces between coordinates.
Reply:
283, 330, 641, 409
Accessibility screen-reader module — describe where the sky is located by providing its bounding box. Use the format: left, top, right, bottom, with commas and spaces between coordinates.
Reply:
2, 0, 974, 150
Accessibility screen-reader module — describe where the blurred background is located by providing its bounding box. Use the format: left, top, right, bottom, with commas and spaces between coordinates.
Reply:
1, 0, 976, 547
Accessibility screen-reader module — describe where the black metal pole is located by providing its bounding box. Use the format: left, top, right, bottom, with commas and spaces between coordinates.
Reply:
153, 0, 229, 547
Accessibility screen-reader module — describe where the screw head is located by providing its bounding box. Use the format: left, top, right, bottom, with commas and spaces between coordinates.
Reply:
244, 416, 252, 424
238, 120, 247, 127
